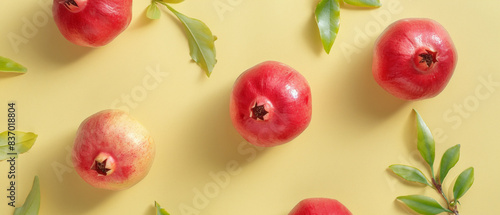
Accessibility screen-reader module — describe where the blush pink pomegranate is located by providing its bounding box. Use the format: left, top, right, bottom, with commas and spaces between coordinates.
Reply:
53, 0, 132, 47
229, 61, 312, 147
372, 18, 458, 100
289, 198, 352, 215
72, 109, 155, 190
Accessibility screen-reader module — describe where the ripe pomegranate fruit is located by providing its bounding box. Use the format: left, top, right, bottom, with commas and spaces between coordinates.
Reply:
372, 18, 458, 100
72, 110, 155, 190
229, 61, 312, 147
289, 198, 352, 215
52, 0, 133, 47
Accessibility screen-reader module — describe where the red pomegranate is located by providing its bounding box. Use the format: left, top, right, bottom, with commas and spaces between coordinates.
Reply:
289, 198, 352, 215
372, 18, 458, 100
229, 61, 312, 147
52, 0, 132, 47
72, 110, 155, 190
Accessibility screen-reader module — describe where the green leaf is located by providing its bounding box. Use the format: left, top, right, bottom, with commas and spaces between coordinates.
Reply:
389, 165, 431, 186
161, 0, 184, 3
163, 3, 217, 77
14, 176, 40, 215
415, 110, 435, 171
314, 0, 340, 54
0, 56, 27, 73
147, 3, 161, 20
155, 201, 170, 215
397, 195, 452, 215
0, 131, 38, 161
453, 167, 474, 201
343, 0, 381, 7
439, 144, 460, 183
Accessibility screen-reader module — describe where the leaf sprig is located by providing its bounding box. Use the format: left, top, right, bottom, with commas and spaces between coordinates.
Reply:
14, 176, 40, 215
154, 201, 170, 215
0, 56, 27, 73
389, 110, 474, 215
314, 0, 380, 54
0, 131, 38, 161
146, 0, 217, 77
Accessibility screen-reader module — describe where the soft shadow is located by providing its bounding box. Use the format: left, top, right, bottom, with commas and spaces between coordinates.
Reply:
54, 173, 117, 213
404, 111, 416, 153
178, 84, 268, 169
163, 6, 187, 36
143, 203, 156, 215
42, 132, 117, 214
0, 72, 25, 79
130, 7, 157, 30
30, 20, 92, 65
303, 14, 323, 56
344, 41, 408, 120
1, 2, 90, 64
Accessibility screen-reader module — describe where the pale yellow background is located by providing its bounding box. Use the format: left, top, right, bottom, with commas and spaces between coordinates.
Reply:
0, 0, 499, 214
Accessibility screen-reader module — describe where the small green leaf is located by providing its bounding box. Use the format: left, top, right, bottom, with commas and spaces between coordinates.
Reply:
439, 144, 460, 183
0, 56, 27, 73
389, 165, 431, 186
343, 0, 381, 7
14, 176, 40, 215
147, 3, 161, 20
163, 3, 217, 77
0, 131, 38, 161
161, 0, 184, 3
315, 0, 340, 54
397, 195, 452, 215
453, 167, 474, 201
415, 110, 435, 171
155, 201, 170, 215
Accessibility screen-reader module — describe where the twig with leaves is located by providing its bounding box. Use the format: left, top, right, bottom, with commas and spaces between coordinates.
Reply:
389, 110, 474, 215
146, 0, 217, 77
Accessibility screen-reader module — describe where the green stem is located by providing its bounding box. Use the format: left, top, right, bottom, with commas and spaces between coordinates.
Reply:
432, 178, 459, 215
157, 1, 180, 17
157, 1, 173, 10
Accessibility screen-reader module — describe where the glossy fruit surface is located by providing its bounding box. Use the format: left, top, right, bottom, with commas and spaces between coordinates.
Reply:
289, 198, 352, 215
53, 0, 132, 47
72, 109, 155, 190
372, 18, 458, 100
230, 61, 312, 147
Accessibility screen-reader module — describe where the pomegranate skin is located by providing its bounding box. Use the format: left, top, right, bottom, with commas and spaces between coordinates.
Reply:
53, 0, 132, 47
72, 110, 155, 190
289, 198, 352, 215
230, 61, 312, 147
372, 18, 458, 100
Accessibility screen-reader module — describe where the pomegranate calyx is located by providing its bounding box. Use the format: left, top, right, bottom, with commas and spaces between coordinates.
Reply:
91, 159, 111, 176
91, 152, 115, 176
251, 103, 268, 120
59, 0, 87, 13
62, 0, 78, 9
419, 50, 438, 67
